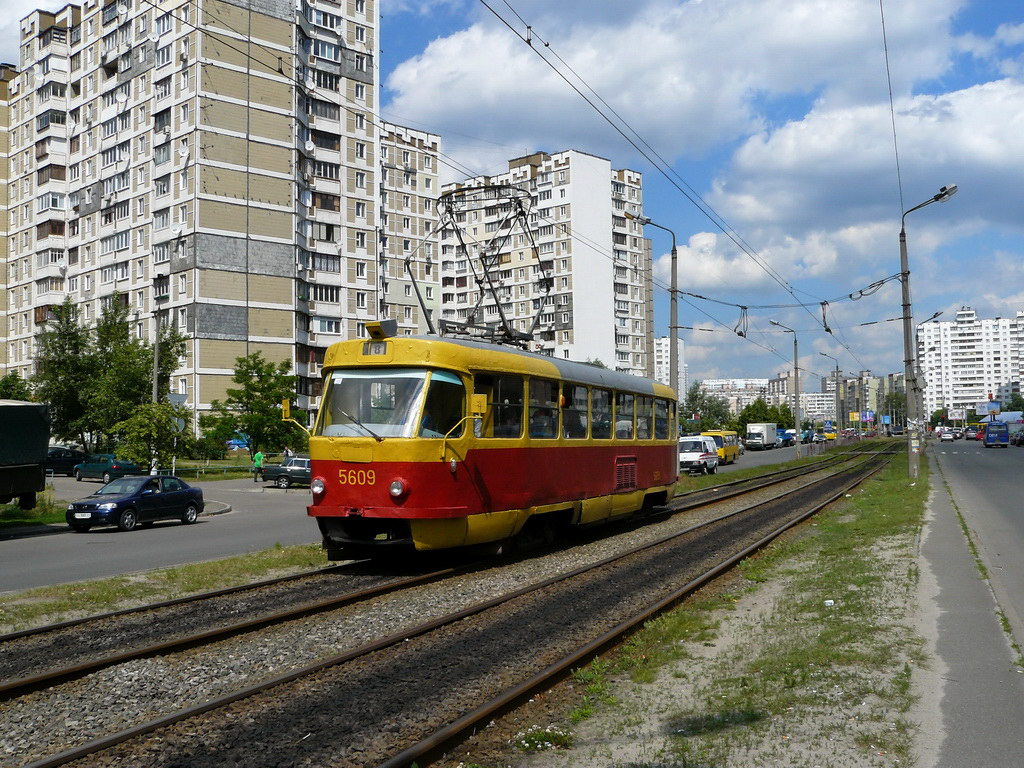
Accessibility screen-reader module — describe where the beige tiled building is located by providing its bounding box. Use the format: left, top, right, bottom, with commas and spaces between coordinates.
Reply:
1, 0, 439, 420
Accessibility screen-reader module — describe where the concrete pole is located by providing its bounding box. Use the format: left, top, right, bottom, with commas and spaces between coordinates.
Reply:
793, 334, 801, 460
900, 225, 920, 479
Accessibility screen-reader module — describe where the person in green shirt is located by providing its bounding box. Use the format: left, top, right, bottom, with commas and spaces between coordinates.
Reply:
252, 450, 265, 483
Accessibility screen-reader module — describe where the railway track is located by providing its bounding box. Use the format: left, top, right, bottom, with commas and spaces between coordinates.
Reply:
0, 447, 876, 700
7, 452, 890, 768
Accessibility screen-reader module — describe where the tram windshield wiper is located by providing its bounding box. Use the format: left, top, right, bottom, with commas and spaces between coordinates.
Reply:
336, 408, 384, 442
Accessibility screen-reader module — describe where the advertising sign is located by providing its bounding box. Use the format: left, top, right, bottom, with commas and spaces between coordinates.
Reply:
882, 415, 891, 425
849, 411, 860, 423
861, 410, 875, 423
949, 408, 966, 420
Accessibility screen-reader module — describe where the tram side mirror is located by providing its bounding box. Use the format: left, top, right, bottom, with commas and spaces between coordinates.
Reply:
281, 399, 291, 420
470, 394, 487, 421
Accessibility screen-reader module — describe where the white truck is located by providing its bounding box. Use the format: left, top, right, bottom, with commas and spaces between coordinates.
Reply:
745, 422, 779, 450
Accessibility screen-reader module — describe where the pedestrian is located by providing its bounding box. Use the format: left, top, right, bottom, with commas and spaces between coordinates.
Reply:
283, 446, 294, 459
252, 449, 265, 483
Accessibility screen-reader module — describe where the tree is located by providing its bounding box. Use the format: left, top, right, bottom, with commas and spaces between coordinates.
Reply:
737, 397, 772, 434
0, 373, 33, 401
1002, 393, 1024, 413
111, 402, 194, 469
201, 352, 306, 455
33, 299, 95, 447
680, 382, 731, 433
929, 408, 949, 426
882, 391, 907, 426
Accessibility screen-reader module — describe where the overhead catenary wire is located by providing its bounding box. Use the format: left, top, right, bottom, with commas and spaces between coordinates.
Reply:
480, 0, 880, 372
161, 0, 856, 378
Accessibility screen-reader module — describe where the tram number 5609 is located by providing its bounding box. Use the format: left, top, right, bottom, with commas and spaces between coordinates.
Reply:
338, 468, 376, 486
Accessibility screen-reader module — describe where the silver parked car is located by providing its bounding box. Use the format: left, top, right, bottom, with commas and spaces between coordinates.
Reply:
679, 435, 720, 475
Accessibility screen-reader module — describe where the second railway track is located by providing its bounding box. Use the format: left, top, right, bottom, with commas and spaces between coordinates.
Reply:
0, 446, 879, 699
5, 451, 891, 768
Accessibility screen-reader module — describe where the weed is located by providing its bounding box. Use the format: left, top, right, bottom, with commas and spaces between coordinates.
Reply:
510, 724, 574, 751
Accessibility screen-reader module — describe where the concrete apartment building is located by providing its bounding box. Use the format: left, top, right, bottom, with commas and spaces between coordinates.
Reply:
439, 150, 653, 376
652, 335, 687, 394
1, 0, 439, 419
918, 306, 1023, 416
699, 377, 768, 415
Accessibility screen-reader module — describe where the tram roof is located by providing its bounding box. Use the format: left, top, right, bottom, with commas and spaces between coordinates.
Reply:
407, 335, 671, 397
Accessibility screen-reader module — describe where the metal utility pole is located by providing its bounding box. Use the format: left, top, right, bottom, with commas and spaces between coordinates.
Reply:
628, 212, 678, 396
820, 352, 840, 438
900, 184, 958, 480
771, 320, 800, 459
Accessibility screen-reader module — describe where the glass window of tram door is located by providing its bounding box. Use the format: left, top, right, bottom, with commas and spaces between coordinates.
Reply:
474, 373, 524, 438
654, 399, 670, 439
636, 397, 653, 439
528, 379, 559, 438
615, 393, 635, 439
591, 389, 612, 439
418, 371, 466, 438
562, 384, 589, 439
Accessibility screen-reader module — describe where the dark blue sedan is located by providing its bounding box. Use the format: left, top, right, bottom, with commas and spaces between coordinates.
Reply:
66, 476, 205, 533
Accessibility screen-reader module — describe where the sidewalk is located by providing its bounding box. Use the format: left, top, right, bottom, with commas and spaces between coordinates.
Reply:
917, 453, 1024, 767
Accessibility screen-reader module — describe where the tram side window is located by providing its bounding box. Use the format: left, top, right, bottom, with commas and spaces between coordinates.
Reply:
476, 374, 524, 438
654, 399, 669, 439
562, 383, 589, 439
636, 397, 653, 439
615, 393, 635, 439
419, 371, 465, 438
528, 378, 559, 439
591, 388, 612, 439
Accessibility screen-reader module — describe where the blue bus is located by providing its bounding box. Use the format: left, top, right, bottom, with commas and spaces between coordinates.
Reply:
983, 421, 1009, 448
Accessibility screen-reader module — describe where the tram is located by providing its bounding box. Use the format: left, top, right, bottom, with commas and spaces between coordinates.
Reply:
306, 322, 678, 558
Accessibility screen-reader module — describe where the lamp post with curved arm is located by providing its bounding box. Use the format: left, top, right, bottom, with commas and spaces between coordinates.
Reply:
771, 320, 800, 459
820, 352, 840, 436
901, 185, 957, 479
627, 211, 678, 397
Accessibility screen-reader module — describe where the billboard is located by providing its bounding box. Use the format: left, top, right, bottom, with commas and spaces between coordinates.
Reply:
849, 411, 860, 423
976, 401, 1001, 416
949, 408, 966, 420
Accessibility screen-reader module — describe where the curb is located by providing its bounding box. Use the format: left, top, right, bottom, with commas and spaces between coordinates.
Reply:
0, 501, 234, 540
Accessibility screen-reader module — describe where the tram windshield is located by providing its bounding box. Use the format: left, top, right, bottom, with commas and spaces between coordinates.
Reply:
315, 368, 465, 439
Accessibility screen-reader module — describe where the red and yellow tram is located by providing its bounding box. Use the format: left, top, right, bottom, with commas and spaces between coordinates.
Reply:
307, 324, 678, 558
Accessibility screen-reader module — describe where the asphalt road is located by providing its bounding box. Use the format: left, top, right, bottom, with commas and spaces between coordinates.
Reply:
717, 440, 831, 473
0, 475, 319, 593
931, 438, 1024, 641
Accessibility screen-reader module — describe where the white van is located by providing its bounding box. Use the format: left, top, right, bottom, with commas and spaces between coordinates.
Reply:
678, 435, 720, 475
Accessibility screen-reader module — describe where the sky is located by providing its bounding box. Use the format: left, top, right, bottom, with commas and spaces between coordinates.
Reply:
3, 0, 1022, 387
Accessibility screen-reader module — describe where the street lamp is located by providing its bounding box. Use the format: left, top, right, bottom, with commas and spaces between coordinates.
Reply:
820, 352, 840, 437
900, 184, 957, 480
770, 320, 801, 459
627, 211, 678, 396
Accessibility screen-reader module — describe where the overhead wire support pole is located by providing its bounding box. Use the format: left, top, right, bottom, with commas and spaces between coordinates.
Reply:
627, 212, 678, 396
771, 320, 800, 459
899, 184, 958, 480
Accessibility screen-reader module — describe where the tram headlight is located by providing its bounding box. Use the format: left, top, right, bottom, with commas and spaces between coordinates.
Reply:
388, 479, 406, 498
311, 477, 326, 496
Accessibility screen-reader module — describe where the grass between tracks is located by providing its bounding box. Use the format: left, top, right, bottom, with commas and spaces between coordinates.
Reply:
520, 451, 929, 767
0, 543, 326, 632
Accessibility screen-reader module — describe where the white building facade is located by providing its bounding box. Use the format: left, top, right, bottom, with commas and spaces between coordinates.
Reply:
653, 335, 687, 393
918, 306, 1023, 416
439, 150, 652, 376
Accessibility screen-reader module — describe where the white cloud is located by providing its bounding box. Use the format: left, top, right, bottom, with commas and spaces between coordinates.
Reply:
385, 0, 968, 176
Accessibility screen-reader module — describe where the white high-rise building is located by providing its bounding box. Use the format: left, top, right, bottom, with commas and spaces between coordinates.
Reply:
439, 150, 653, 376
699, 377, 767, 415
653, 335, 686, 393
918, 306, 1023, 415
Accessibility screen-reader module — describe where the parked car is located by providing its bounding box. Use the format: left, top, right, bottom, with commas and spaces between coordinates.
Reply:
812, 433, 827, 443
45, 446, 88, 477
66, 475, 204, 532
73, 454, 143, 483
678, 436, 719, 475
261, 457, 312, 488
